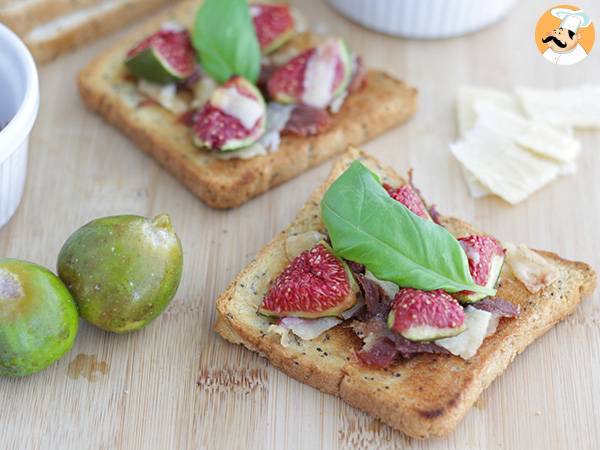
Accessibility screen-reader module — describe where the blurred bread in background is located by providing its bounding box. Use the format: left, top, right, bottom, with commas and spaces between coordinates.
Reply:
0, 0, 177, 63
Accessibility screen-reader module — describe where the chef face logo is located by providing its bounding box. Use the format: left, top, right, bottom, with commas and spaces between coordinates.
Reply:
542, 27, 579, 52
535, 5, 595, 65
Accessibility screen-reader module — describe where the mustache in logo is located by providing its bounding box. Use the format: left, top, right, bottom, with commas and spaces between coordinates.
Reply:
542, 35, 567, 48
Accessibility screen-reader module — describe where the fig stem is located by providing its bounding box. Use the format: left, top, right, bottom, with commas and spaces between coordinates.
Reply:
152, 214, 173, 231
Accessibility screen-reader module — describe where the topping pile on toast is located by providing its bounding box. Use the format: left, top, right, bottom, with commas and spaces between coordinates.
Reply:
257, 157, 516, 366
121, 2, 368, 155
215, 147, 596, 438
78, 0, 417, 208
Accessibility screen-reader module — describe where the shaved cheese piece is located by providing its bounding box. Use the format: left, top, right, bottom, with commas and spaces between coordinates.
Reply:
450, 126, 561, 204
485, 314, 501, 337
192, 76, 218, 109
474, 101, 581, 163
455, 86, 582, 201
504, 243, 560, 293
259, 103, 294, 151
211, 87, 264, 130
302, 40, 338, 108
456, 87, 518, 198
436, 307, 492, 359
279, 316, 342, 340
137, 80, 188, 114
457, 86, 519, 136
160, 21, 185, 32
462, 167, 491, 198
267, 324, 296, 347
516, 85, 600, 130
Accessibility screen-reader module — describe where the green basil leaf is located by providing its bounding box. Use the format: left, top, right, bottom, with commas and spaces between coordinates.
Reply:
321, 161, 495, 296
193, 0, 261, 84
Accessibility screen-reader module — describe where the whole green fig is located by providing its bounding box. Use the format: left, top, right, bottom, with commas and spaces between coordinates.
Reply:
57, 214, 183, 333
0, 259, 78, 377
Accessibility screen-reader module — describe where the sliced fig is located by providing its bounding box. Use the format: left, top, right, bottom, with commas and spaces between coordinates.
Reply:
383, 183, 431, 220
455, 235, 505, 303
387, 288, 466, 341
259, 242, 358, 319
251, 3, 295, 54
192, 76, 267, 151
267, 38, 352, 109
125, 27, 196, 84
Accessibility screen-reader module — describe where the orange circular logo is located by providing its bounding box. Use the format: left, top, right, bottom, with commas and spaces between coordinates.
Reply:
535, 4, 595, 65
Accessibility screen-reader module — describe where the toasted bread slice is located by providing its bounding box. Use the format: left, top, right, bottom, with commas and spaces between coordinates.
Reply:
1, 0, 174, 63
215, 147, 597, 438
0, 0, 100, 34
78, 0, 417, 209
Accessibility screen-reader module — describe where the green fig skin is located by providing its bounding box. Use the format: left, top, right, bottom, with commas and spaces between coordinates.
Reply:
0, 259, 79, 377
57, 214, 183, 334
126, 48, 183, 84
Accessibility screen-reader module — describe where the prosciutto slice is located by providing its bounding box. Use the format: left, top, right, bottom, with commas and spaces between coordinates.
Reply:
356, 338, 397, 368
354, 316, 448, 368
355, 273, 391, 318
282, 105, 331, 136
471, 297, 520, 317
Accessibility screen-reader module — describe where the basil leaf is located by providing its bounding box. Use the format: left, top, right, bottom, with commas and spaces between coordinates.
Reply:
193, 0, 260, 84
321, 161, 495, 296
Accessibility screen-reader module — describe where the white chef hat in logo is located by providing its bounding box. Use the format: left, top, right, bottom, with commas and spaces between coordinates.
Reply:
551, 8, 591, 33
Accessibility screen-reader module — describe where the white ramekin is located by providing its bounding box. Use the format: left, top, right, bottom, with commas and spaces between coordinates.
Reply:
0, 23, 39, 229
328, 0, 517, 39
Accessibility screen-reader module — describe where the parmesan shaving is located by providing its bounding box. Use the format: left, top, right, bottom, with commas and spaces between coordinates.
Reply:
211, 87, 264, 130
473, 101, 581, 163
453, 85, 591, 203
259, 103, 294, 151
450, 125, 561, 204
436, 307, 493, 360
268, 317, 342, 346
516, 85, 600, 130
302, 39, 338, 108
192, 77, 218, 109
457, 86, 519, 136
137, 80, 188, 114
267, 324, 296, 348
504, 243, 560, 293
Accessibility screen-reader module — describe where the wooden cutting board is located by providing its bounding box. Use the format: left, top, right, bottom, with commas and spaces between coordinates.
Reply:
1, 0, 599, 448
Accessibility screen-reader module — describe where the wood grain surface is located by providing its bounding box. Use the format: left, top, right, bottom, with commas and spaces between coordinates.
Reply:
1, 0, 599, 448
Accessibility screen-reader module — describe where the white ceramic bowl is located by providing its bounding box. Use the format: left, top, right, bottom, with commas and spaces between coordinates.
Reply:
0, 23, 39, 229
328, 0, 517, 39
